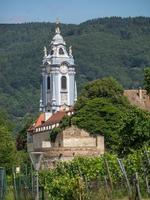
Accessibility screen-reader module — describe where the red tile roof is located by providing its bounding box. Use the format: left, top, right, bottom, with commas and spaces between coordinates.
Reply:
39, 109, 73, 128
43, 111, 66, 126
28, 107, 74, 133
28, 113, 45, 132
35, 113, 45, 127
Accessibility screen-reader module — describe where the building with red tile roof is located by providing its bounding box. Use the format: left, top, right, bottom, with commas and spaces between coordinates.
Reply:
28, 109, 74, 134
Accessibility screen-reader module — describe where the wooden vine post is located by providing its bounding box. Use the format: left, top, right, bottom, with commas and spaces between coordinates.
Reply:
104, 158, 113, 191
117, 158, 132, 200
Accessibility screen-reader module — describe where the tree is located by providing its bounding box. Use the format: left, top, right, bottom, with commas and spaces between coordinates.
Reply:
16, 114, 35, 151
75, 77, 128, 110
0, 125, 17, 173
144, 67, 150, 95
118, 106, 150, 154
73, 98, 127, 152
72, 77, 150, 155
0, 109, 24, 174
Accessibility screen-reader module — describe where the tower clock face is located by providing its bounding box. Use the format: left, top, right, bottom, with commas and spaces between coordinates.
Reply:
60, 64, 68, 74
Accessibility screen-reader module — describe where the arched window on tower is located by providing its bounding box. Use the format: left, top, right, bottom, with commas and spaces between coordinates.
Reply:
47, 76, 50, 90
61, 76, 67, 89
50, 50, 54, 55
59, 48, 64, 55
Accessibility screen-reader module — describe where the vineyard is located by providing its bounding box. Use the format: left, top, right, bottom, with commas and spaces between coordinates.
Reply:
40, 147, 150, 200
0, 147, 149, 199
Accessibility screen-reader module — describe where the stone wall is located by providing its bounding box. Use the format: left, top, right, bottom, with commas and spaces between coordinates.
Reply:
40, 146, 104, 169
43, 146, 104, 158
27, 131, 50, 152
55, 126, 104, 149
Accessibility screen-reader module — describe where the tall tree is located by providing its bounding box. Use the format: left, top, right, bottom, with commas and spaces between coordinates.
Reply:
0, 110, 17, 173
75, 77, 128, 110
144, 67, 150, 95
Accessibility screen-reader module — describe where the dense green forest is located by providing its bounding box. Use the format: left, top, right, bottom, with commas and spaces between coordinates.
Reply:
0, 17, 150, 120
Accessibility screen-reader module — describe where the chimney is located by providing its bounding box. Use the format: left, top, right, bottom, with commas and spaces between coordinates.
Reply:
45, 112, 52, 121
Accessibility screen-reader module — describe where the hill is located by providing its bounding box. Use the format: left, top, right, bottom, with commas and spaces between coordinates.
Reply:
0, 17, 150, 119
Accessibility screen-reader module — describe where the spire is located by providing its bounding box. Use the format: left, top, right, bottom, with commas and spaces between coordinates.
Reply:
51, 18, 66, 46
55, 18, 61, 34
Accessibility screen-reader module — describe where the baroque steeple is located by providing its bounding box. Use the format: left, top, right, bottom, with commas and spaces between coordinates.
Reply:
39, 21, 77, 113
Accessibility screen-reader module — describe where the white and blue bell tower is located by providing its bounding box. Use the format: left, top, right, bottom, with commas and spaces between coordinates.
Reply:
39, 22, 77, 113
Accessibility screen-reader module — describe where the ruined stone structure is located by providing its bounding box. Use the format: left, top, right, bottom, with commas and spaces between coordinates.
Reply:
28, 125, 104, 168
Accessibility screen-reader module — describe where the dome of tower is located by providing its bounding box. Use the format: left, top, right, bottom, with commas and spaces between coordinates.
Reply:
51, 33, 66, 45
50, 24, 66, 46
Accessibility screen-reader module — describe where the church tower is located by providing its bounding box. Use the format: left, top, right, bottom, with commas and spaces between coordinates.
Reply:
39, 22, 77, 113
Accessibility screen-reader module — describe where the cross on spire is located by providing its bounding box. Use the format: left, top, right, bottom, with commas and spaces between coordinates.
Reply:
56, 17, 60, 25
55, 18, 61, 34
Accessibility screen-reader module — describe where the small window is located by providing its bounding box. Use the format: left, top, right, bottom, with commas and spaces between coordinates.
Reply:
27, 134, 33, 143
61, 76, 67, 89
59, 153, 63, 159
59, 48, 64, 55
47, 76, 50, 90
50, 50, 54, 55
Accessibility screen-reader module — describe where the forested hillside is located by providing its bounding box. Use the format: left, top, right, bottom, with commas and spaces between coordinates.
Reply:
0, 17, 150, 119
